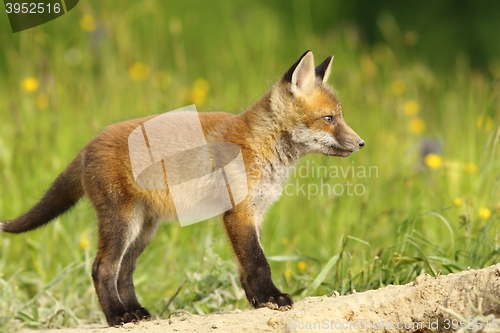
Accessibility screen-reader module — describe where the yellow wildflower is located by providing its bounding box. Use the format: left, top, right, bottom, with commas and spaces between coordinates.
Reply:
297, 261, 307, 273
194, 78, 210, 91
35, 92, 49, 110
189, 78, 210, 106
476, 116, 493, 131
21, 77, 39, 92
284, 268, 292, 279
281, 237, 289, 246
453, 198, 462, 207
80, 14, 96, 32
79, 234, 89, 249
391, 80, 406, 95
424, 153, 443, 170
463, 163, 479, 174
129, 62, 150, 82
409, 117, 425, 134
404, 100, 420, 116
479, 207, 492, 220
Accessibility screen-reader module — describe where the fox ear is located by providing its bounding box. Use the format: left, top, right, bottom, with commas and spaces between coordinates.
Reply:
315, 56, 333, 83
283, 50, 315, 94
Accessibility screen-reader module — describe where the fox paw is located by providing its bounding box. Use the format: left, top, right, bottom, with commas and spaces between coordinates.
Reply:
108, 308, 151, 326
131, 307, 151, 321
255, 293, 293, 311
109, 312, 138, 326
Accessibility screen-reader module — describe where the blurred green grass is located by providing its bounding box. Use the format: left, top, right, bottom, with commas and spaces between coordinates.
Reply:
1, 0, 500, 331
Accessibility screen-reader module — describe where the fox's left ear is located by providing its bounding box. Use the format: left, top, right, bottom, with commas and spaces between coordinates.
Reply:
315, 56, 333, 83
283, 50, 316, 95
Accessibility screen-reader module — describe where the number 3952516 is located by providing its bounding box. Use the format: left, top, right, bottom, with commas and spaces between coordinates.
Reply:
5, 3, 61, 14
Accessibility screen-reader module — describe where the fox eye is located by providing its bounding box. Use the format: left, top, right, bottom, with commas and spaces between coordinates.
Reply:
323, 115, 335, 124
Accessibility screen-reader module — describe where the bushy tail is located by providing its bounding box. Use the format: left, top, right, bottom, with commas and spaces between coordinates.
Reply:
1, 154, 84, 234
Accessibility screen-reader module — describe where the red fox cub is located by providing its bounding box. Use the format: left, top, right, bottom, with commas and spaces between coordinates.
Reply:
1, 51, 364, 326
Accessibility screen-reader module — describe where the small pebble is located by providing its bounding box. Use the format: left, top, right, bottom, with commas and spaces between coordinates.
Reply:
268, 317, 278, 328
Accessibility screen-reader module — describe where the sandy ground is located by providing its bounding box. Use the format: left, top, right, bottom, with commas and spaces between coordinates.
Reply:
19, 264, 500, 333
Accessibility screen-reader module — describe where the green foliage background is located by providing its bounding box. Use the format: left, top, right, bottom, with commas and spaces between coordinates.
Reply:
0, 1, 499, 331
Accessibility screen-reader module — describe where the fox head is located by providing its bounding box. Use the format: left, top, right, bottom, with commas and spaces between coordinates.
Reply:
271, 51, 364, 157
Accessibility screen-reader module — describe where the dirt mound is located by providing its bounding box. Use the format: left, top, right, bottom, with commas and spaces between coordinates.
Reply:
21, 264, 500, 333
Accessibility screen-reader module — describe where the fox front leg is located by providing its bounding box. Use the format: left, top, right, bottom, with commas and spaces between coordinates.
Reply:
223, 209, 293, 310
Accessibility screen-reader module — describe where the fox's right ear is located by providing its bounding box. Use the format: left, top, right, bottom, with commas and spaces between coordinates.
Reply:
315, 56, 333, 83
283, 50, 315, 95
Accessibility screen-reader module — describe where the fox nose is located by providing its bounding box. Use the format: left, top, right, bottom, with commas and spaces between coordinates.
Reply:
358, 139, 365, 149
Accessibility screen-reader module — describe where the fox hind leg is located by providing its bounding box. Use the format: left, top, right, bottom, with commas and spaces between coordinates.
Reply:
116, 213, 160, 321
92, 206, 155, 326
